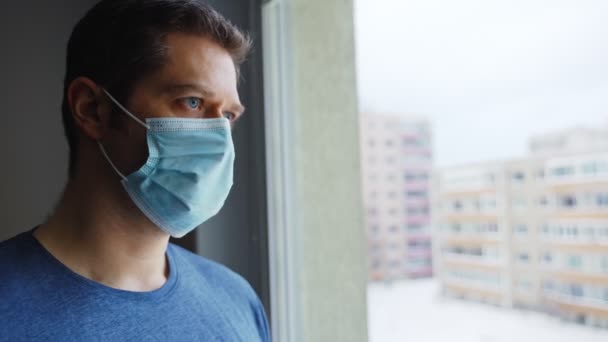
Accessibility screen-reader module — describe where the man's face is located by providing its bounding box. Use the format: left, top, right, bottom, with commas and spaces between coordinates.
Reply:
103, 33, 244, 175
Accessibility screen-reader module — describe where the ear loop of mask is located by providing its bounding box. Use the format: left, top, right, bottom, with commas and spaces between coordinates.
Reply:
97, 87, 151, 181
100, 88, 150, 130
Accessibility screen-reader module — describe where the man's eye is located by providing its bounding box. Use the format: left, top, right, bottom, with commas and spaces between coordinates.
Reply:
223, 112, 236, 121
185, 97, 201, 109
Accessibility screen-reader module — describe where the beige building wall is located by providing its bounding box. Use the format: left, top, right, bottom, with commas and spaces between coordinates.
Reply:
433, 144, 608, 328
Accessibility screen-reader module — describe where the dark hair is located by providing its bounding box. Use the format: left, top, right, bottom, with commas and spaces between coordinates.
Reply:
62, 0, 251, 177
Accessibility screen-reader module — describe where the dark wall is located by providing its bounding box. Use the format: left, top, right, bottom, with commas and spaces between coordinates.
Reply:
0, 0, 269, 316
0, 1, 98, 240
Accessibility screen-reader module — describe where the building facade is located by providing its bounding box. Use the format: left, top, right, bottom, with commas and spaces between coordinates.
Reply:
433, 142, 608, 328
360, 114, 433, 281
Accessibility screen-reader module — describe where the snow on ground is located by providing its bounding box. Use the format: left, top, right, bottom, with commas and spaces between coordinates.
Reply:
368, 279, 608, 342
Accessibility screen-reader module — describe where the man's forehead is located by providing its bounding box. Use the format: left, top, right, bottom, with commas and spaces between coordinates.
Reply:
161, 35, 237, 83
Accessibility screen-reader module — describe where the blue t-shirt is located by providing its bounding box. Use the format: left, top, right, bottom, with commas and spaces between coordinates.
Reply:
0, 228, 270, 342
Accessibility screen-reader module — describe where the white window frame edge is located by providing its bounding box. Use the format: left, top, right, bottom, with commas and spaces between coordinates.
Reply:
262, 1, 301, 341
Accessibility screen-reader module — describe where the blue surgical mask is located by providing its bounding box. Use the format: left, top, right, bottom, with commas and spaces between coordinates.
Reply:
98, 89, 235, 238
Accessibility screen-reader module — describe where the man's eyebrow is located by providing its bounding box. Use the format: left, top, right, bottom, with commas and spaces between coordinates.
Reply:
161, 83, 215, 97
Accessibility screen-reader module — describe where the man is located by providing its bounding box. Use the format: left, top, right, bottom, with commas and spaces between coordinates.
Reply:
0, 1, 270, 341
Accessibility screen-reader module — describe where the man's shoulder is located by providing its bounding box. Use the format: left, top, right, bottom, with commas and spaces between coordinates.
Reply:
168, 243, 257, 297
0, 231, 30, 267
0, 231, 39, 297
168, 243, 270, 340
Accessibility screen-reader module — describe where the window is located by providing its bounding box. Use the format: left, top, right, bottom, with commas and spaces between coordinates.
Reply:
517, 252, 530, 263
560, 195, 577, 208
601, 256, 608, 274
553, 166, 575, 177
570, 284, 583, 297
511, 171, 525, 182
453, 200, 463, 211
406, 190, 428, 198
404, 173, 417, 182
582, 162, 597, 174
542, 252, 553, 264
487, 223, 499, 233
597, 193, 608, 207
541, 224, 550, 235
568, 255, 582, 270
388, 260, 401, 268
584, 227, 595, 239
515, 224, 528, 235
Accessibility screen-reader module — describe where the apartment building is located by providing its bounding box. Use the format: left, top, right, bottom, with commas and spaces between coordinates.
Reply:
433, 144, 608, 328
530, 126, 608, 156
360, 114, 433, 281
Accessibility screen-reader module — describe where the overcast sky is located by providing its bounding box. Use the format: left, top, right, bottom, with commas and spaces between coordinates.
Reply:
354, 0, 608, 167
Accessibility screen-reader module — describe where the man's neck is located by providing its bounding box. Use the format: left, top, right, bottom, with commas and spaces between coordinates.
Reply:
34, 172, 171, 292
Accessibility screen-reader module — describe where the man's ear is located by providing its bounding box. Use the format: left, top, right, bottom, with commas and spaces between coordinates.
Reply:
67, 77, 112, 141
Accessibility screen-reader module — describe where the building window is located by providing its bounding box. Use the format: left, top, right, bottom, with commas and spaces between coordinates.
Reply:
541, 224, 550, 235
511, 171, 525, 182
388, 260, 401, 268
570, 284, 583, 297
597, 193, 608, 207
517, 252, 530, 263
515, 224, 528, 234
584, 226, 595, 239
487, 223, 499, 233
553, 166, 575, 177
453, 200, 463, 211
406, 190, 428, 198
601, 256, 608, 274
568, 255, 582, 270
542, 252, 553, 264
582, 162, 597, 175
560, 195, 577, 208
